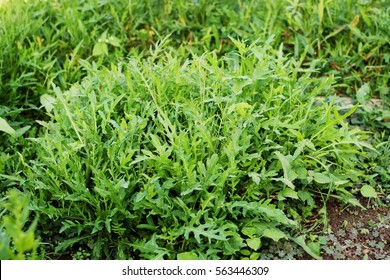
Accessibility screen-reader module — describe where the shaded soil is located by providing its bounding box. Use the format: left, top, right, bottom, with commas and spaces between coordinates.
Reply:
322, 197, 390, 260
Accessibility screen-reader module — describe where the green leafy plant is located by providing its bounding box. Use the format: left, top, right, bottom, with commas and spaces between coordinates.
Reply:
360, 185, 377, 198
0, 0, 388, 260
21, 38, 376, 259
0, 189, 40, 260
93, 30, 121, 57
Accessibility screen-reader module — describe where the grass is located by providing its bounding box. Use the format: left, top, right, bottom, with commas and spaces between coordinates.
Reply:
0, 0, 389, 260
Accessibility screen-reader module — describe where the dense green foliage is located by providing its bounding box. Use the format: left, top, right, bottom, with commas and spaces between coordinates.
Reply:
0, 189, 39, 259
0, 0, 389, 259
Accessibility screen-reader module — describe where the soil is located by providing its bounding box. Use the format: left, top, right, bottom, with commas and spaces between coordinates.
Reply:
322, 197, 390, 260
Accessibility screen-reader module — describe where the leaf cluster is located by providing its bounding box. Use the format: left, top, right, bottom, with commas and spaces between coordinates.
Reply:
22, 40, 375, 259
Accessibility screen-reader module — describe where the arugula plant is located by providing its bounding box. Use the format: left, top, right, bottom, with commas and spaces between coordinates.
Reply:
21, 39, 375, 259
1, 0, 387, 152
1, 0, 387, 260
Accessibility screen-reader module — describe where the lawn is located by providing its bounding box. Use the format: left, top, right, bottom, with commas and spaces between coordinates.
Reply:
0, 0, 389, 260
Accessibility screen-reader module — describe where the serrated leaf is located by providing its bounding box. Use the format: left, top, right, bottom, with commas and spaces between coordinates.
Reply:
360, 185, 377, 198
40, 94, 56, 112
314, 173, 332, 184
184, 223, 229, 243
55, 236, 91, 253
340, 196, 365, 209
227, 201, 297, 226
132, 234, 169, 260
177, 251, 198, 260
262, 228, 287, 242
0, 117, 15, 136
246, 238, 261, 250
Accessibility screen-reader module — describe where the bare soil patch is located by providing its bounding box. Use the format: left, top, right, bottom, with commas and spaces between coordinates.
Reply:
322, 197, 390, 260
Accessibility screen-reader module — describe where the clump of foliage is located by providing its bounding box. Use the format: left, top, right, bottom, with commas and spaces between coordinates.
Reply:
1, 0, 388, 114
0, 0, 388, 260
20, 40, 375, 259
0, 189, 39, 260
